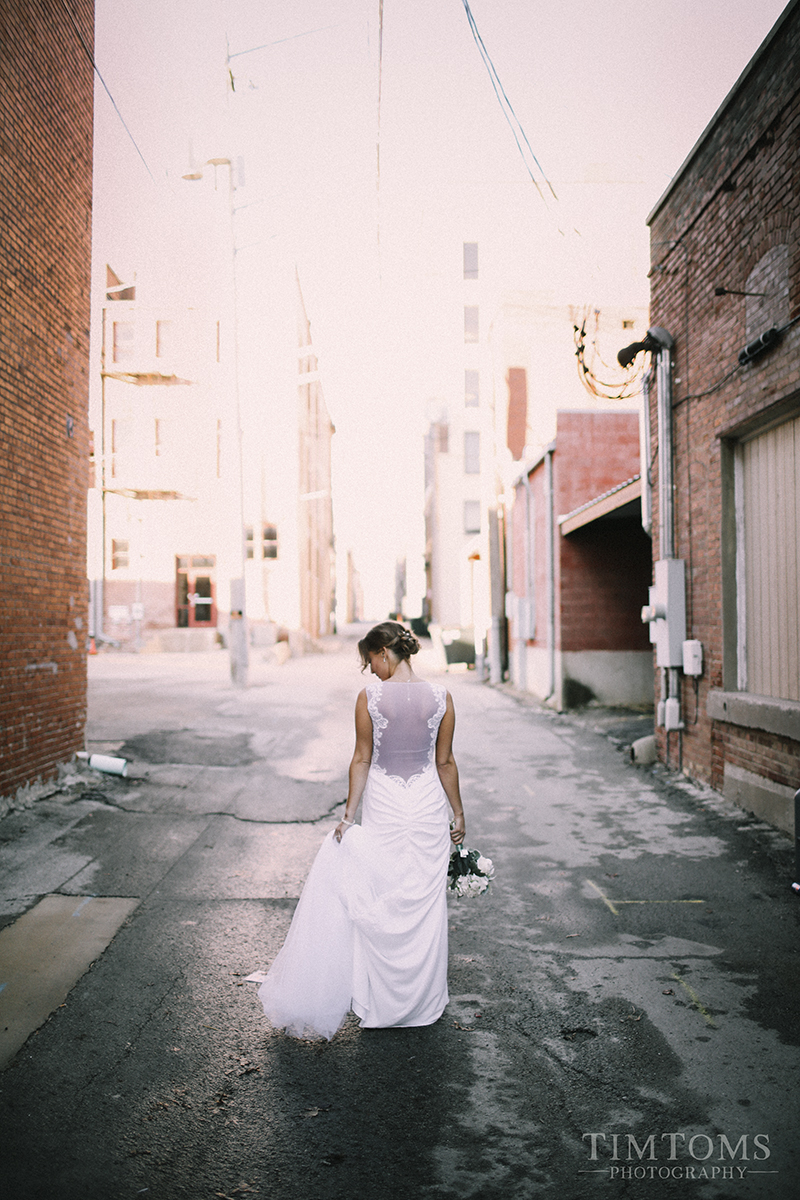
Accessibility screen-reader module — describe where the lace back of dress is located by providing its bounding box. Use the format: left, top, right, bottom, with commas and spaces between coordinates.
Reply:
368, 682, 445, 784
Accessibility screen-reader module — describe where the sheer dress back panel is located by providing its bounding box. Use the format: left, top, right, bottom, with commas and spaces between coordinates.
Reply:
367, 681, 446, 784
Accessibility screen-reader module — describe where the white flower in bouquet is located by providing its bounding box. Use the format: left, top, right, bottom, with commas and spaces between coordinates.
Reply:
476, 855, 494, 879
447, 845, 495, 898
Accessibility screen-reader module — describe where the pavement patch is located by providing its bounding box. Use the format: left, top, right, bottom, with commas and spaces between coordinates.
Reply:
119, 730, 257, 767
0, 893, 139, 1069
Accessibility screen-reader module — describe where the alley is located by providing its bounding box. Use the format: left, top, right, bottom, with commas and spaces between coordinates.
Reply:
0, 635, 798, 1200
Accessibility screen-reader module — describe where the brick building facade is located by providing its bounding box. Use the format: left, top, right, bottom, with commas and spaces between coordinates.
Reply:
645, 0, 799, 830
0, 1, 94, 808
509, 411, 653, 708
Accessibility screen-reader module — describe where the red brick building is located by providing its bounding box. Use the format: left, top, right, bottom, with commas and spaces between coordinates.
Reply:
0, 1, 94, 810
508, 411, 653, 708
644, 0, 799, 830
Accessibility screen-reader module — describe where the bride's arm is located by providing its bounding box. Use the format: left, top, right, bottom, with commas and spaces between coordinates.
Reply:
435, 693, 465, 845
335, 689, 373, 842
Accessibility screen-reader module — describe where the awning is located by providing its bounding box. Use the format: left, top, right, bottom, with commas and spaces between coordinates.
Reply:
558, 475, 642, 535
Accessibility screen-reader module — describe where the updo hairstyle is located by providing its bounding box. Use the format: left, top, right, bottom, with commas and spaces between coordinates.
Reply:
358, 621, 420, 671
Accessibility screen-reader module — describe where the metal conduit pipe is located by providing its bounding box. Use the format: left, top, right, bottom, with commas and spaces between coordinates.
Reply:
651, 326, 676, 559
649, 327, 679, 744
544, 443, 556, 702
523, 472, 536, 639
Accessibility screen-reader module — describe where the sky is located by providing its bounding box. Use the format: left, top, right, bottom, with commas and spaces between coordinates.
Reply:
91, 0, 790, 617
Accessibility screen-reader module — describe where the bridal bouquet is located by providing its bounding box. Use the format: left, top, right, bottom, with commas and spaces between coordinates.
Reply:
447, 845, 495, 897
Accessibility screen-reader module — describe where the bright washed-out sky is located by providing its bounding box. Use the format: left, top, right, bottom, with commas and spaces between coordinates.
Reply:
91, 0, 789, 617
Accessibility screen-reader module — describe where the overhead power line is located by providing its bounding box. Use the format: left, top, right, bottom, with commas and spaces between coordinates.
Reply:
60, 0, 158, 186
459, 0, 557, 203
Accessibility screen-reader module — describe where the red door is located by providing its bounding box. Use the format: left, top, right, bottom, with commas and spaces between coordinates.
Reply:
176, 556, 217, 628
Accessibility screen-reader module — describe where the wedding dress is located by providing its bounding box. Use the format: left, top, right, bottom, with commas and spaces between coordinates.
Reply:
258, 679, 451, 1040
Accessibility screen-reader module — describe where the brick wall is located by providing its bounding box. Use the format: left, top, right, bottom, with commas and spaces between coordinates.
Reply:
512, 411, 649, 654
553, 411, 641, 519
0, 1, 94, 804
647, 0, 800, 801
559, 520, 652, 654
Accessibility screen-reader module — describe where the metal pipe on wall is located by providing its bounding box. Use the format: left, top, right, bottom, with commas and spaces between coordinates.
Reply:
545, 443, 556, 701
650, 327, 676, 560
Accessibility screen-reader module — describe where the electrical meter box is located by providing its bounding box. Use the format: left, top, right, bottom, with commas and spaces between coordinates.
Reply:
682, 639, 703, 676
640, 559, 686, 667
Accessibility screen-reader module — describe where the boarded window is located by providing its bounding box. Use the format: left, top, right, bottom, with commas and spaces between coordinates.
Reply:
156, 320, 176, 359
464, 431, 480, 474
735, 413, 800, 700
465, 369, 479, 407
463, 242, 478, 280
112, 321, 135, 363
464, 306, 479, 343
464, 500, 481, 534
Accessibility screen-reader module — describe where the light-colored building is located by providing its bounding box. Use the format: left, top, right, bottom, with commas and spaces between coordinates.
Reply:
88, 263, 334, 655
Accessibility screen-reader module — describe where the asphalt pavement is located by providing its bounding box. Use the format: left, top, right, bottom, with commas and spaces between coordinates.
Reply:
0, 633, 798, 1200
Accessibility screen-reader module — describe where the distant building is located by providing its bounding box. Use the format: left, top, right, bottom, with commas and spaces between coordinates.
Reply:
89, 265, 334, 652
424, 242, 492, 653
643, 1, 800, 831
424, 242, 650, 683
0, 0, 94, 810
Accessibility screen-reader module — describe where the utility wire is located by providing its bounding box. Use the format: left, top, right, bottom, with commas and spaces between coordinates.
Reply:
376, 0, 384, 266
228, 23, 342, 59
675, 313, 800, 405
460, 0, 556, 203
60, 0, 158, 186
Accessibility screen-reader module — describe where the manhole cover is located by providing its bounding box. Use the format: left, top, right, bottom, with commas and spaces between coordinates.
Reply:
119, 730, 256, 767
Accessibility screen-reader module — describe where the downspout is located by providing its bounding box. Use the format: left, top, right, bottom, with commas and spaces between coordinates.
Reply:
652, 326, 676, 559
544, 442, 556, 702
523, 472, 536, 638
650, 327, 679, 757
639, 369, 652, 537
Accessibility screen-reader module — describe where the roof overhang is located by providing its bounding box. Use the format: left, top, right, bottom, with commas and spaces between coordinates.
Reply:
559, 475, 642, 536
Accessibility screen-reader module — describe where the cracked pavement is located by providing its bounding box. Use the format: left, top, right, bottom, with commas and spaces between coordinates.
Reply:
0, 634, 798, 1200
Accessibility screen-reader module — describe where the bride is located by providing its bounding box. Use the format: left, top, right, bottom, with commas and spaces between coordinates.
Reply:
258, 621, 466, 1039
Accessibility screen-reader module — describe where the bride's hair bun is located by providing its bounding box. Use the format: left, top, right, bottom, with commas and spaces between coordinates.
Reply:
357, 620, 420, 668
391, 625, 420, 659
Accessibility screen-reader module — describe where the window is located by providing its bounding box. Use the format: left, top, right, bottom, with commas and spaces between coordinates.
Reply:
111, 539, 129, 570
110, 418, 123, 478
464, 500, 481, 534
112, 321, 135, 363
465, 369, 479, 407
464, 431, 480, 474
733, 413, 800, 700
463, 242, 478, 280
156, 320, 175, 359
245, 526, 254, 560
262, 523, 278, 559
464, 306, 479, 343
622, 319, 635, 329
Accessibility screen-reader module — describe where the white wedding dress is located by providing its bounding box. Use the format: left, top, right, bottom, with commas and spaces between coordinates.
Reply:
258, 678, 451, 1039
